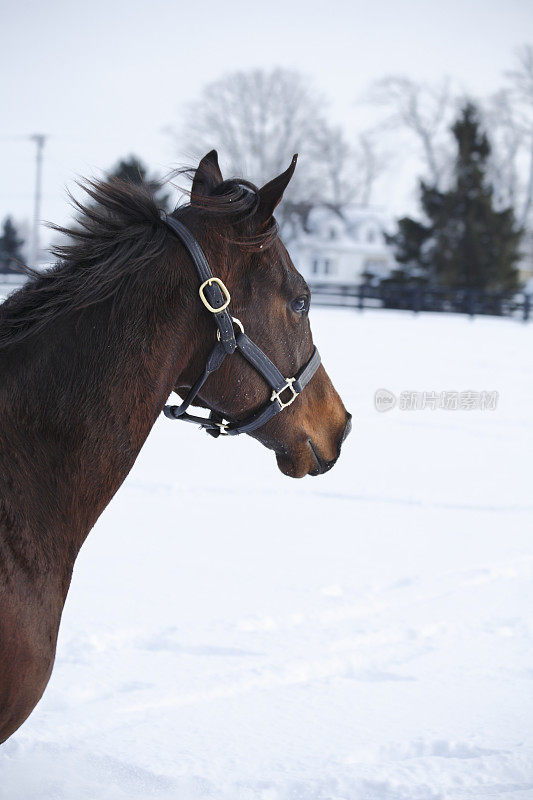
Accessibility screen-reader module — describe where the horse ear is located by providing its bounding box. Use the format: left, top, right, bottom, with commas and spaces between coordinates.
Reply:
256, 155, 298, 228
191, 150, 223, 198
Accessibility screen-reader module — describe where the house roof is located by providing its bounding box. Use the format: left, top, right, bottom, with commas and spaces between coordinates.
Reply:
289, 203, 393, 247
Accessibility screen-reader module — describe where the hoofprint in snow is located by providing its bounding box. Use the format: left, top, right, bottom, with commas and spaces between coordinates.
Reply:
1, 309, 532, 800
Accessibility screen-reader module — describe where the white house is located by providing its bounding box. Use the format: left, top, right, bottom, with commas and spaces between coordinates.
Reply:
284, 204, 396, 285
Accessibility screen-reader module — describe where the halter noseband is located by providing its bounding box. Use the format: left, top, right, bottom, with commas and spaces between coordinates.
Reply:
161, 215, 321, 438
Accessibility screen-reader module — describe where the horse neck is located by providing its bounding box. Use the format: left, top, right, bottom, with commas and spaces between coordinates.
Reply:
0, 250, 202, 585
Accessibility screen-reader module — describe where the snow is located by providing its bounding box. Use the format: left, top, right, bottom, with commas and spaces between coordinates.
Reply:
1, 308, 532, 800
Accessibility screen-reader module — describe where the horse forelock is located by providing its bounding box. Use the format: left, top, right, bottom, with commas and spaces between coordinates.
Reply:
172, 169, 280, 252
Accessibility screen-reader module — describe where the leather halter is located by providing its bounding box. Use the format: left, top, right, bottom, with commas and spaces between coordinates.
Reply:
161, 215, 321, 438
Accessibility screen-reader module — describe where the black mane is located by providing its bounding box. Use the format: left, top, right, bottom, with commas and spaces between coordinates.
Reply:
0, 172, 277, 351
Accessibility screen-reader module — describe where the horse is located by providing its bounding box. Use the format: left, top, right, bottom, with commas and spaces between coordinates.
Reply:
0, 150, 351, 743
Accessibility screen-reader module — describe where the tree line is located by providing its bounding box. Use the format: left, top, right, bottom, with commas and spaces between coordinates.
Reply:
2, 45, 532, 295
169, 47, 532, 294
384, 102, 522, 293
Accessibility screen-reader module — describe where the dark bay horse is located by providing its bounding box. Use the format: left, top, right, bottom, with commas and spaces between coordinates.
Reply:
0, 151, 350, 743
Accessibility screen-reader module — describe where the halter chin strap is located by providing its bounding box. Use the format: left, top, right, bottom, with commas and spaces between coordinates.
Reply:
161, 214, 321, 438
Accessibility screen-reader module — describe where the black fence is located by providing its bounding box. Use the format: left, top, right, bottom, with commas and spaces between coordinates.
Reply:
309, 282, 532, 321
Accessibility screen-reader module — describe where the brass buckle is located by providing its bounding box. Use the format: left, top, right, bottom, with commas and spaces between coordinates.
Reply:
271, 377, 298, 410
199, 278, 231, 314
215, 421, 230, 435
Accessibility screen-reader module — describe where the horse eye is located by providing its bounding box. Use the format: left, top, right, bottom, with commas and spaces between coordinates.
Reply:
291, 295, 309, 314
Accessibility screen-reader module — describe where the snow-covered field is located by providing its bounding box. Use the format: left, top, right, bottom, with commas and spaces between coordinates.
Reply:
1, 308, 532, 800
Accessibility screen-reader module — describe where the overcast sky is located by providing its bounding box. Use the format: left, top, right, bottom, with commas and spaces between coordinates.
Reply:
2, 0, 532, 251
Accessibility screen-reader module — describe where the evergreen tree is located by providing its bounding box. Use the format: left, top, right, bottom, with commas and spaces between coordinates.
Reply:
106, 155, 171, 211
388, 103, 522, 293
0, 217, 25, 274
383, 217, 432, 286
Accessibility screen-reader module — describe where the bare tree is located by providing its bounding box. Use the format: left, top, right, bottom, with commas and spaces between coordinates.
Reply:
368, 76, 453, 189
306, 122, 388, 208
484, 89, 523, 211
174, 69, 323, 195
353, 132, 390, 207
306, 120, 351, 207
505, 44, 533, 228
171, 68, 382, 214
476, 45, 533, 227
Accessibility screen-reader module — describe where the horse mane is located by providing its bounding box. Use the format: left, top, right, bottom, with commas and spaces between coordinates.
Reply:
0, 171, 277, 351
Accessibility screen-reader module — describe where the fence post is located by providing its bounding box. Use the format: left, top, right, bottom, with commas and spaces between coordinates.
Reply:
413, 286, 422, 314
467, 289, 475, 318
358, 284, 365, 311
524, 293, 530, 322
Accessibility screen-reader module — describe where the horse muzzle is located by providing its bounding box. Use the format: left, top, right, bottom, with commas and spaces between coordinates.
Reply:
275, 412, 352, 478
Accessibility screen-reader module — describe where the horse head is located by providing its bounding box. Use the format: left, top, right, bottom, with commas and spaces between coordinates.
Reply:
172, 150, 351, 478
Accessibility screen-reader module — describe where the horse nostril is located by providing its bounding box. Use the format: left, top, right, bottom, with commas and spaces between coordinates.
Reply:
341, 413, 352, 444
308, 414, 352, 476
327, 414, 352, 468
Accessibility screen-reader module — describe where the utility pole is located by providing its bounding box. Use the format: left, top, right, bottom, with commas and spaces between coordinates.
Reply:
29, 134, 46, 268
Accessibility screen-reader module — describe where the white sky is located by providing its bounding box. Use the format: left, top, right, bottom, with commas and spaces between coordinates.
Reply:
2, 0, 532, 250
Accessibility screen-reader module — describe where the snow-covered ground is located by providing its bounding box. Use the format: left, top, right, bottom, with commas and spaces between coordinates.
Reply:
1, 308, 532, 800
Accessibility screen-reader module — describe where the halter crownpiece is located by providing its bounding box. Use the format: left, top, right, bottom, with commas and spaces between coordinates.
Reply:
161, 214, 321, 438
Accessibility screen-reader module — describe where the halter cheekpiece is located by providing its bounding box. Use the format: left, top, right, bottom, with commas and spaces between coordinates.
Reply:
161, 215, 321, 438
